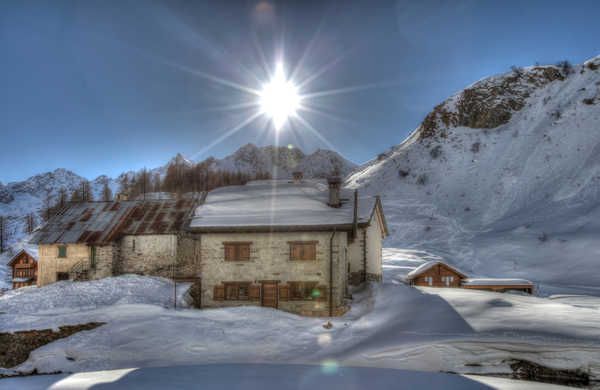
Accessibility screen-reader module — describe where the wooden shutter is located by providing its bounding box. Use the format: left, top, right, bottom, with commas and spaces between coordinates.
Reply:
239, 244, 250, 261
290, 244, 299, 260
249, 284, 261, 300
224, 244, 234, 261
214, 284, 225, 300
304, 244, 316, 260
279, 284, 290, 301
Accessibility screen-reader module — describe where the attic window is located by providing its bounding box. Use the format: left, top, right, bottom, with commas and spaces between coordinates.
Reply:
288, 241, 317, 261
58, 246, 67, 258
223, 242, 251, 261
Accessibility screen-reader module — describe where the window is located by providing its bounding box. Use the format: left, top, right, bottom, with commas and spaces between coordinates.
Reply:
224, 282, 250, 300
57, 272, 69, 281
289, 281, 319, 300
23, 257, 29, 264
90, 246, 96, 270
223, 242, 251, 261
423, 276, 433, 286
288, 241, 317, 261
442, 276, 454, 286
132, 239, 136, 252
58, 246, 67, 258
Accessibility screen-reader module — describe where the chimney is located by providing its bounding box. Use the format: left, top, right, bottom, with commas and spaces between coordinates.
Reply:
292, 171, 303, 183
327, 177, 342, 208
115, 193, 128, 201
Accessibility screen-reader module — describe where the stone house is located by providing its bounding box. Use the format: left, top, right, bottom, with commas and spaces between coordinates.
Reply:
30, 177, 388, 316
30, 199, 199, 287
187, 177, 388, 316
7, 249, 38, 289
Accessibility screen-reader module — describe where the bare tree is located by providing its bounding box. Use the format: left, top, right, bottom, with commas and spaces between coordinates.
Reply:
24, 213, 37, 235
0, 216, 10, 253
81, 180, 93, 201
102, 179, 113, 201
70, 188, 82, 202
58, 187, 68, 208
41, 188, 55, 221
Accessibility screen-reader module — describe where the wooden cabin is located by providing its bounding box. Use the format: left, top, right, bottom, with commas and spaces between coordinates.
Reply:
7, 249, 38, 289
407, 261, 468, 287
407, 260, 534, 294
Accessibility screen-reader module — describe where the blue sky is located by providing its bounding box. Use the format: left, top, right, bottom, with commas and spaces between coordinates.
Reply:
1, 0, 599, 182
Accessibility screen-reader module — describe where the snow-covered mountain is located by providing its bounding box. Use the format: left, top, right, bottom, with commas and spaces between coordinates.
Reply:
347, 56, 600, 288
207, 143, 356, 179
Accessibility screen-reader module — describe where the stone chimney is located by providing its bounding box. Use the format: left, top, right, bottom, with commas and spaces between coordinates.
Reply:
115, 193, 128, 201
292, 171, 303, 183
327, 177, 342, 208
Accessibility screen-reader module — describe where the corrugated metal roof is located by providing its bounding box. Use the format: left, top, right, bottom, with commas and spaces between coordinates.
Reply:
30, 199, 196, 245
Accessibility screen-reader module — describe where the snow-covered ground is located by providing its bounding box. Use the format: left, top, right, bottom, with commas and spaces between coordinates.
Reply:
0, 364, 580, 390
1, 253, 599, 388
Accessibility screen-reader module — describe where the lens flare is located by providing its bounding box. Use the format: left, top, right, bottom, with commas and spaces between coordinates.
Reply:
259, 62, 300, 130
321, 359, 339, 374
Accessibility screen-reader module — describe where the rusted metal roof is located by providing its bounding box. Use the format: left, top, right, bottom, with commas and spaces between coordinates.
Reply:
31, 199, 196, 245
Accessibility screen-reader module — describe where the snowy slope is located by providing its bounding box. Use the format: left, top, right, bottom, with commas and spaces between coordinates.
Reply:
347, 56, 600, 288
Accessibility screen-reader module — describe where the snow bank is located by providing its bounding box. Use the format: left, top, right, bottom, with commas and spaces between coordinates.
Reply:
0, 275, 188, 316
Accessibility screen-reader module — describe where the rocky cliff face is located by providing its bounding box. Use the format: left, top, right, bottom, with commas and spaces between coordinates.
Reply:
347, 56, 600, 287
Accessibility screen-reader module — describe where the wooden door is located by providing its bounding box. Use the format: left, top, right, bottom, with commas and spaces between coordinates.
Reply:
261, 282, 278, 309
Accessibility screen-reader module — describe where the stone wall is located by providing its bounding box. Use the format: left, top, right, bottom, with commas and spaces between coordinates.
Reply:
199, 231, 349, 316
347, 227, 366, 285
37, 244, 90, 286
365, 209, 384, 282
92, 243, 119, 280
119, 234, 179, 277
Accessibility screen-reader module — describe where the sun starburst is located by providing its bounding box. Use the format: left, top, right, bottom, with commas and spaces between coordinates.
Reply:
259, 62, 300, 130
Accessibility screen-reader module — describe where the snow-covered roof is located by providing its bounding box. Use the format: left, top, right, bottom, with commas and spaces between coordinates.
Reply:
462, 278, 533, 286
189, 180, 382, 232
407, 261, 468, 280
10, 277, 33, 283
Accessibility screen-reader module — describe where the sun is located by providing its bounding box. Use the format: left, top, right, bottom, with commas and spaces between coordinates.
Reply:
259, 62, 300, 130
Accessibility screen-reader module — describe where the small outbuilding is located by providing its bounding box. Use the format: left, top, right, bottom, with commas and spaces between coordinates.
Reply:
406, 260, 534, 294
7, 249, 38, 289
462, 278, 534, 294
406, 261, 468, 287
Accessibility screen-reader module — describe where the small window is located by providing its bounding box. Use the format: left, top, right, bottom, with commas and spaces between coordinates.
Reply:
90, 246, 97, 270
223, 242, 251, 261
289, 281, 319, 300
224, 282, 251, 300
58, 246, 67, 258
132, 239, 136, 252
57, 272, 69, 281
288, 241, 317, 261
23, 257, 29, 264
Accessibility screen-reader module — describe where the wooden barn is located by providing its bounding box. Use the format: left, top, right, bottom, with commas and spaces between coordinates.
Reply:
7, 249, 38, 289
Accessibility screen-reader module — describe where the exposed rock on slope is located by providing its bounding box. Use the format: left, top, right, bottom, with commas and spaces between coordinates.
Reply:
346, 56, 600, 287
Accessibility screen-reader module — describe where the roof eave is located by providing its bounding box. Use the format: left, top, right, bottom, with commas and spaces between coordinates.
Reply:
185, 223, 355, 233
